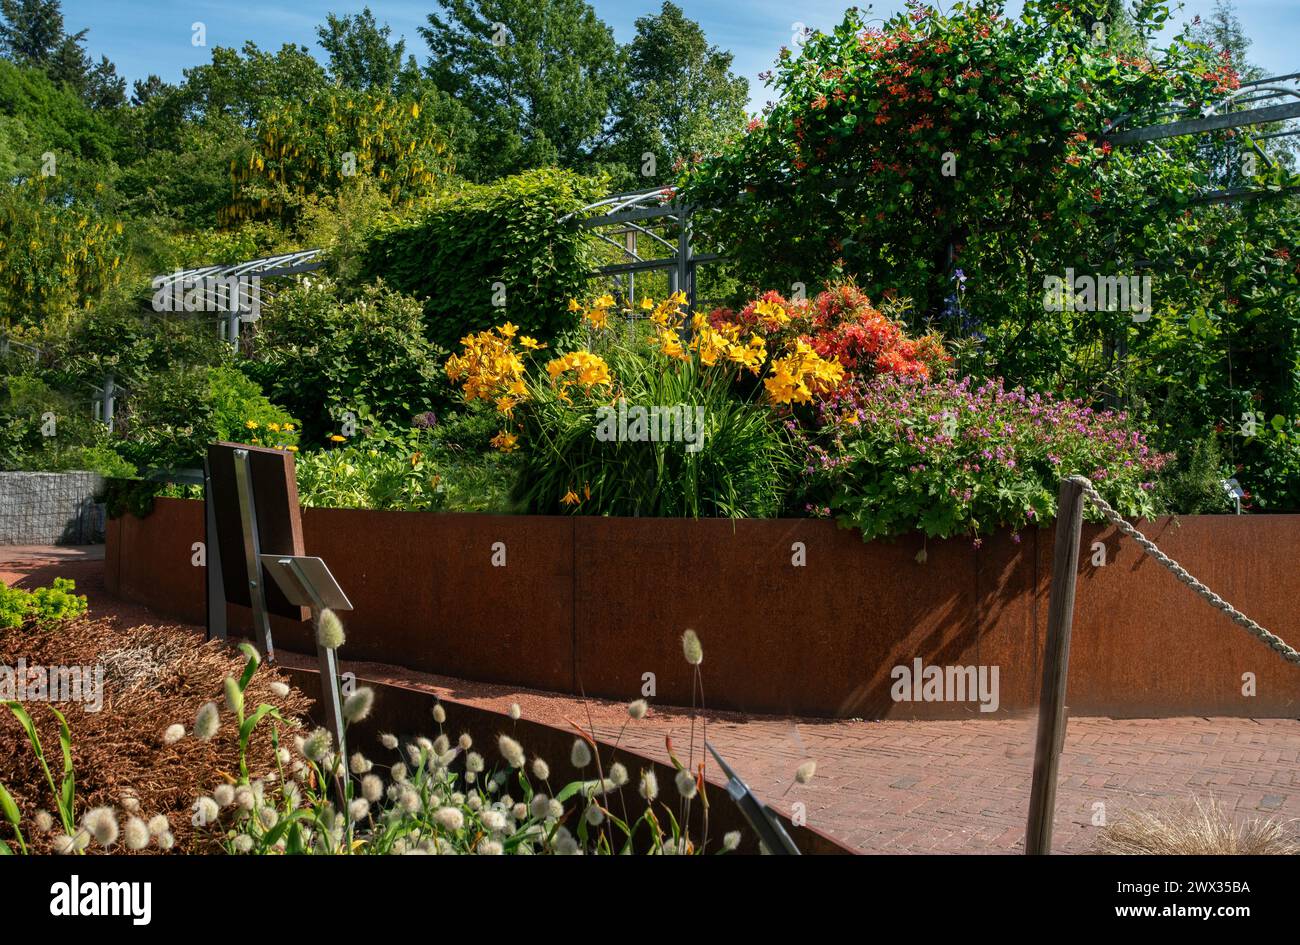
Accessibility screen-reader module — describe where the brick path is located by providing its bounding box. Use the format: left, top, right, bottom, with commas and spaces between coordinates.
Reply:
5, 544, 1298, 853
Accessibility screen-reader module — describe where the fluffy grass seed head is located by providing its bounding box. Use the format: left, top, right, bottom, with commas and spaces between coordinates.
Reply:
675, 769, 698, 799
82, 807, 118, 848
795, 760, 817, 785
194, 701, 220, 740
639, 770, 659, 802
269, 681, 291, 697
34, 810, 53, 832
223, 676, 243, 716
681, 629, 704, 666
508, 703, 521, 721
316, 608, 346, 650
342, 686, 375, 723
723, 830, 741, 852
628, 698, 648, 719
571, 738, 592, 768
350, 752, 373, 775
432, 703, 447, 724
498, 734, 525, 769
163, 723, 185, 744
213, 784, 235, 807
531, 757, 550, 781
124, 816, 150, 850
303, 727, 333, 763
434, 807, 464, 831
609, 762, 629, 787
361, 774, 383, 803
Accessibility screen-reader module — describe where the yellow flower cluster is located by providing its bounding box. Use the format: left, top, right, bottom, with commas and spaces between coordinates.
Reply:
545, 350, 613, 401
444, 323, 530, 403
570, 294, 616, 330
763, 339, 845, 405
690, 315, 767, 373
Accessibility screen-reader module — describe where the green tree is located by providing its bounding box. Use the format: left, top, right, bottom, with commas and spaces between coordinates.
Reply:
175, 42, 329, 128
317, 6, 422, 95
419, 0, 623, 179
0, 0, 124, 109
608, 1, 748, 187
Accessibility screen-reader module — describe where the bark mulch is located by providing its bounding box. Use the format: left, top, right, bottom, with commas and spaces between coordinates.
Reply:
0, 616, 312, 853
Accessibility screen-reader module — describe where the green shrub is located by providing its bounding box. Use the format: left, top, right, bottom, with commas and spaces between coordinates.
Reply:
244, 278, 447, 444
360, 168, 601, 350
0, 578, 88, 630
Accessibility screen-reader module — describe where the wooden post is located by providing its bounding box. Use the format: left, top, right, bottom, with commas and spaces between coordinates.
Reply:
1025, 477, 1086, 855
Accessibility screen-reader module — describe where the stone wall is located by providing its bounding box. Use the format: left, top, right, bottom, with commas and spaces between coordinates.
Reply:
0, 471, 106, 544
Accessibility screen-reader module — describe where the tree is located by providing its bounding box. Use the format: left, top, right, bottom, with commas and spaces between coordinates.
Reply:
317, 6, 421, 95
419, 0, 623, 179
0, 0, 124, 109
0, 0, 69, 65
609, 2, 748, 186
176, 42, 329, 128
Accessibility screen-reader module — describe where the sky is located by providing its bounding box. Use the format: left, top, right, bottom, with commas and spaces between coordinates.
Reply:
62, 0, 1299, 112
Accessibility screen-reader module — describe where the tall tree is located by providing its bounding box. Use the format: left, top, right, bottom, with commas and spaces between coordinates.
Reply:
609, 2, 748, 186
317, 7, 421, 94
419, 0, 623, 179
0, 0, 69, 65
0, 0, 124, 108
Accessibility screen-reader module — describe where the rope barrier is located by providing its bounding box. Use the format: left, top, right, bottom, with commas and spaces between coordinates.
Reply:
1067, 475, 1300, 666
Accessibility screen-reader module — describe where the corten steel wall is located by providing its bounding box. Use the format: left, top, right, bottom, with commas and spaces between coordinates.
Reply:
106, 498, 1300, 719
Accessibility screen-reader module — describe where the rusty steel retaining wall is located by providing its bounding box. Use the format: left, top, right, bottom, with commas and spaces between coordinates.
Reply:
106, 499, 1300, 719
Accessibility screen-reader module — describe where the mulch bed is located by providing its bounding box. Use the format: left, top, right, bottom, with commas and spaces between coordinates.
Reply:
0, 617, 312, 853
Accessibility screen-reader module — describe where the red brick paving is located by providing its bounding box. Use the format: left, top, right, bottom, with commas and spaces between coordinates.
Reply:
5, 544, 1298, 853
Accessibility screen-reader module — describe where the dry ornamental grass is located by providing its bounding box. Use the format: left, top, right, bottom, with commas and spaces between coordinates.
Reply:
1095, 797, 1300, 856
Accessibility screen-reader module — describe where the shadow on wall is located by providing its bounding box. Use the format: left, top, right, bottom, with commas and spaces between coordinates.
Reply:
106, 499, 1300, 720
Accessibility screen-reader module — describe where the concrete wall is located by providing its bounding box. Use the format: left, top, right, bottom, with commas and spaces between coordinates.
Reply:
0, 471, 105, 545
106, 498, 1300, 720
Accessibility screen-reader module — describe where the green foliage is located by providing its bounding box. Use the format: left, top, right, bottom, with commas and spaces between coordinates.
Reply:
295, 419, 515, 512
797, 375, 1167, 541
0, 577, 88, 629
0, 178, 125, 327
0, 373, 134, 475
207, 365, 297, 443
223, 86, 467, 227
316, 7, 423, 95
419, 0, 624, 179
0, 58, 119, 166
244, 277, 448, 443
606, 1, 749, 188
1156, 434, 1232, 515
513, 340, 795, 518
361, 168, 601, 350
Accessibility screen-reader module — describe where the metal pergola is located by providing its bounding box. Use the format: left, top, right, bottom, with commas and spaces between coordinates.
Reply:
563, 186, 722, 313
1105, 72, 1300, 203
151, 249, 325, 345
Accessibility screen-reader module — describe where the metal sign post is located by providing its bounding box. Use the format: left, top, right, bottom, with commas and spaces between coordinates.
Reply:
203, 456, 227, 641
262, 554, 353, 810
232, 448, 275, 661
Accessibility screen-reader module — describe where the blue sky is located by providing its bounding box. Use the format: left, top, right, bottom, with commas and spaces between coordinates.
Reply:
63, 0, 1298, 111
